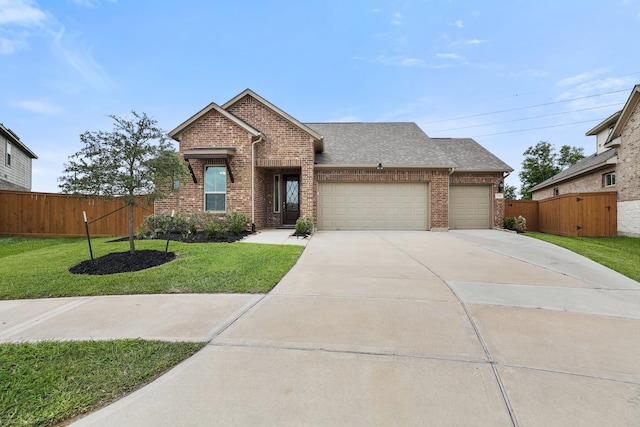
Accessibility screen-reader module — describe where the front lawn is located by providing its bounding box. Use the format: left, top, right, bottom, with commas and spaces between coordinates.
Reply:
525, 232, 640, 282
0, 339, 205, 427
0, 237, 304, 300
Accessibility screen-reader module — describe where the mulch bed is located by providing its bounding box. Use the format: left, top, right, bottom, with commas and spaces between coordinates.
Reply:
69, 231, 255, 275
69, 250, 177, 275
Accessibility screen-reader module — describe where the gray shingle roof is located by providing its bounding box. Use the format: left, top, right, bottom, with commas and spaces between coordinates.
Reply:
306, 122, 511, 172
530, 148, 617, 192
430, 138, 513, 172
308, 122, 451, 167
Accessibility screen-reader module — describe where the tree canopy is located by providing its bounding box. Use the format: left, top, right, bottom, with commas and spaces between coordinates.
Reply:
518, 141, 584, 200
59, 111, 188, 254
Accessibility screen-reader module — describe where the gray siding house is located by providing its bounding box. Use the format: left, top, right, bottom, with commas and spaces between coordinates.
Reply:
0, 123, 38, 191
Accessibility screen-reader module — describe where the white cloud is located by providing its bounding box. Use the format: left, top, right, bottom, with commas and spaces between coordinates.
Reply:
452, 20, 464, 28
0, 0, 47, 26
70, 0, 117, 7
0, 35, 24, 54
376, 55, 425, 67
391, 11, 402, 25
16, 98, 64, 115
372, 8, 380, 13
51, 27, 116, 91
436, 53, 463, 60
450, 38, 488, 47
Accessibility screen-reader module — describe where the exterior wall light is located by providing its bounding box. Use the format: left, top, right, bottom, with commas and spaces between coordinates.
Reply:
377, 163, 383, 170
498, 181, 504, 192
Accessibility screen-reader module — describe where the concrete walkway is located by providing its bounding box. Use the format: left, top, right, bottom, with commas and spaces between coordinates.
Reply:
3, 230, 640, 426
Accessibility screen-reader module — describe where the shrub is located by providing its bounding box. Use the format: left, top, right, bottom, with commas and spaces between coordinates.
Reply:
205, 217, 227, 240
138, 214, 187, 237
226, 211, 249, 235
295, 216, 314, 235
503, 217, 516, 231
514, 215, 527, 233
186, 211, 217, 232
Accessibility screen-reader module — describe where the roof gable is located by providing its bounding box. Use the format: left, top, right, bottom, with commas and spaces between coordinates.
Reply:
168, 102, 261, 141
0, 123, 38, 159
607, 85, 640, 144
430, 138, 513, 172
223, 89, 324, 152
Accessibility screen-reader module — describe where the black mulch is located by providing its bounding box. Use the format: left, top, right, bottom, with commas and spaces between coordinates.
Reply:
70, 231, 256, 275
69, 250, 176, 275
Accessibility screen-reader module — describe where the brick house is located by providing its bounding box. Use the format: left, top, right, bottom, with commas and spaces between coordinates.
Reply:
531, 85, 640, 237
156, 89, 513, 231
0, 123, 38, 191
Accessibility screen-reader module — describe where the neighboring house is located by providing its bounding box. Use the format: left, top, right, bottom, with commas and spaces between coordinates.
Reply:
531, 84, 640, 237
156, 89, 513, 231
0, 123, 38, 192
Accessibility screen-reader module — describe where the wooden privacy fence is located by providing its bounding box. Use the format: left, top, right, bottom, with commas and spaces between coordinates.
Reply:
505, 192, 617, 237
0, 190, 151, 237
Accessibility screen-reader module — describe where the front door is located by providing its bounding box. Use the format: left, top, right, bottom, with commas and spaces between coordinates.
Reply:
283, 174, 300, 225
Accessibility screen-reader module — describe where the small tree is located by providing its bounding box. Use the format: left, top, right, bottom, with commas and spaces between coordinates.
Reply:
59, 111, 188, 254
519, 141, 584, 199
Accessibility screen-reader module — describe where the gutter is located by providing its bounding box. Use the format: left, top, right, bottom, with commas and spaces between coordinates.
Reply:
251, 134, 264, 231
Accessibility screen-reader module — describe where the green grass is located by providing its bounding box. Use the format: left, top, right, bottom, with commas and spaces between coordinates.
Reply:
0, 339, 205, 427
0, 237, 304, 300
525, 232, 640, 282
0, 236, 85, 258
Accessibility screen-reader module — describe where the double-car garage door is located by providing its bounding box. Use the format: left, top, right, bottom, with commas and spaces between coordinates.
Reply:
318, 182, 429, 230
318, 182, 492, 230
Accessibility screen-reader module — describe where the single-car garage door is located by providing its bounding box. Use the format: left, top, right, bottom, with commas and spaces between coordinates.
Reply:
449, 185, 492, 229
318, 182, 429, 230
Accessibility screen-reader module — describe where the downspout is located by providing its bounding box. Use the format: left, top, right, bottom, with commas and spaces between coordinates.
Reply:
447, 167, 455, 230
251, 134, 264, 232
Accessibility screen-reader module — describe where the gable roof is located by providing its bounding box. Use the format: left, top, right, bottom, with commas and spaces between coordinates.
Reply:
168, 102, 262, 141
0, 123, 38, 159
223, 89, 324, 153
430, 138, 513, 172
529, 148, 617, 192
585, 110, 621, 136
606, 84, 640, 145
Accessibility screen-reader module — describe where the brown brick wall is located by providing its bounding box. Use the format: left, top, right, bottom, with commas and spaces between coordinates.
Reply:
617, 102, 640, 202
315, 168, 451, 229
532, 165, 617, 201
157, 95, 317, 229
227, 95, 316, 227
450, 172, 505, 228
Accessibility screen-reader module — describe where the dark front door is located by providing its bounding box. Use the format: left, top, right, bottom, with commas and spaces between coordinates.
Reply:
283, 174, 300, 225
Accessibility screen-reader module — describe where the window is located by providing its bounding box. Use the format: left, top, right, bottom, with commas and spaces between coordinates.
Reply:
604, 172, 616, 187
553, 187, 559, 196
205, 166, 226, 211
273, 174, 281, 213
6, 142, 11, 166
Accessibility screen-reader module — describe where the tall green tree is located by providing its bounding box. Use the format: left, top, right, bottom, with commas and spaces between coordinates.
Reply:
518, 141, 584, 199
503, 184, 518, 200
59, 111, 188, 254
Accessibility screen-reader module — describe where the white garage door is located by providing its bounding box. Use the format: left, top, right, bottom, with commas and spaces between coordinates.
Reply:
449, 185, 492, 229
318, 182, 429, 230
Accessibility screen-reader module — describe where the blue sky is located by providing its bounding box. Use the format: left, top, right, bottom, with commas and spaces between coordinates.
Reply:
2, 0, 640, 194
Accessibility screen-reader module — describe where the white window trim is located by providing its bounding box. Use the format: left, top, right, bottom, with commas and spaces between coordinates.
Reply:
204, 165, 227, 212
273, 174, 281, 213
604, 172, 616, 187
6, 141, 11, 167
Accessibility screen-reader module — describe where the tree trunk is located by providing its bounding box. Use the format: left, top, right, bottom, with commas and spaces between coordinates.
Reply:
128, 203, 135, 254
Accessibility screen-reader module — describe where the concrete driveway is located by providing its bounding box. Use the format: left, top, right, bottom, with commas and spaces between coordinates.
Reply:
6, 230, 640, 426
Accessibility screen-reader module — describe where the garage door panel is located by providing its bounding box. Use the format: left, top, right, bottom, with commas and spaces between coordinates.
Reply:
318, 183, 429, 230
449, 185, 491, 229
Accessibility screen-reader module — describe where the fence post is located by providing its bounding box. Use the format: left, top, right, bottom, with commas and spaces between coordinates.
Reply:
165, 210, 175, 253
83, 211, 94, 261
